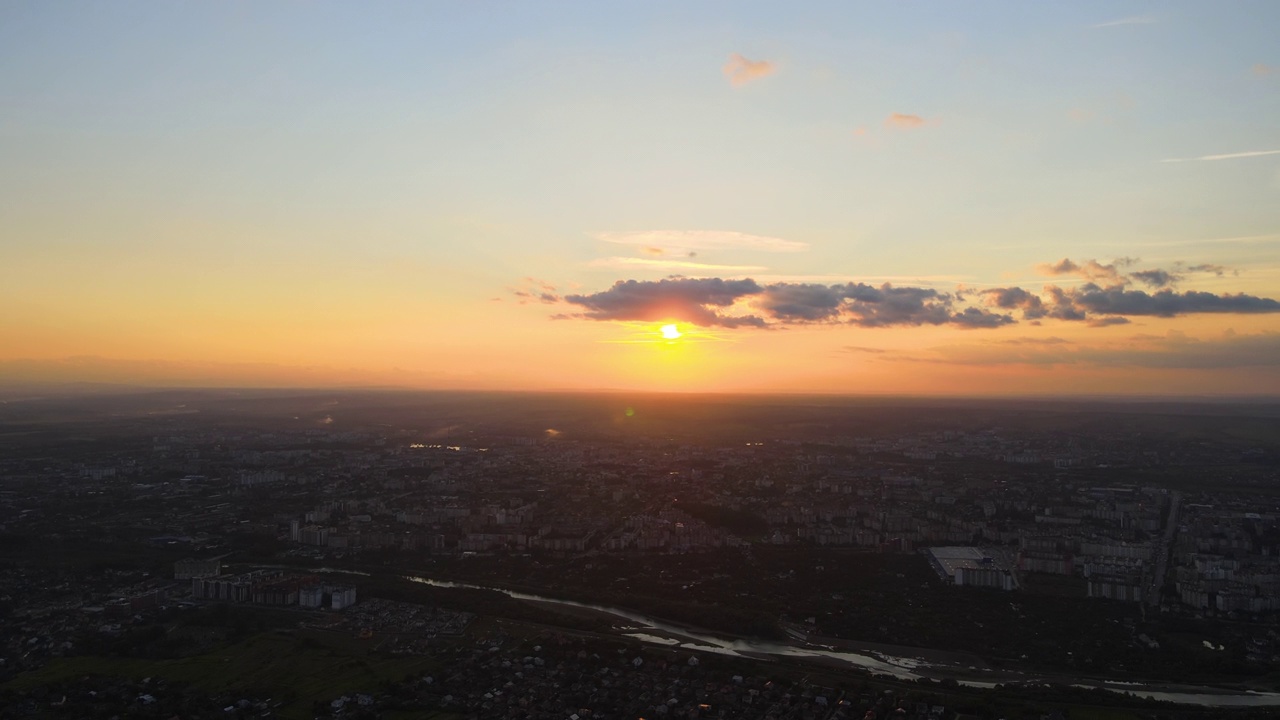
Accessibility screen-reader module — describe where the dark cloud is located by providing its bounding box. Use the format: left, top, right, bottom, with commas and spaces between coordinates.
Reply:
548, 264, 1280, 331
1042, 286, 1089, 321
950, 307, 1017, 329
1130, 269, 1179, 288
1068, 285, 1280, 317
762, 282, 1005, 328
560, 278, 1017, 330
981, 287, 1047, 319
981, 282, 1280, 324
1184, 263, 1228, 276
757, 284, 845, 322
835, 283, 955, 327
561, 278, 766, 328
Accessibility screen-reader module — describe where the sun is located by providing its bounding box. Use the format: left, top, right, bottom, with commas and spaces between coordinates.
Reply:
660, 324, 682, 340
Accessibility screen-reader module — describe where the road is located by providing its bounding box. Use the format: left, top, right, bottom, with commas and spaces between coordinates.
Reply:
1148, 491, 1181, 607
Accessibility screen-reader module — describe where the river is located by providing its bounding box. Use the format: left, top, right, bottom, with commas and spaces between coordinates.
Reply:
405, 575, 1280, 707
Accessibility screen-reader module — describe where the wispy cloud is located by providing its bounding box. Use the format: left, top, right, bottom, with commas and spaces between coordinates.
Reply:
1069, 233, 1280, 249
1092, 16, 1157, 28
751, 273, 972, 286
1162, 149, 1280, 163
723, 53, 775, 87
587, 257, 770, 273
1255, 63, 1274, 76
1036, 257, 1132, 285
923, 332, 1280, 369
510, 277, 561, 305
1068, 108, 1095, 123
885, 112, 927, 128
596, 230, 808, 253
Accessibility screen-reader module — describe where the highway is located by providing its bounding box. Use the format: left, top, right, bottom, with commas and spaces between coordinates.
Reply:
1148, 491, 1182, 607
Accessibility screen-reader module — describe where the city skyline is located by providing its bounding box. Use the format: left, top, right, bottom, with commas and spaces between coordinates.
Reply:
3, 2, 1279, 395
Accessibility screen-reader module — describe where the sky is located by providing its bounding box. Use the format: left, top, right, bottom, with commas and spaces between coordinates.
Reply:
2, 1, 1279, 396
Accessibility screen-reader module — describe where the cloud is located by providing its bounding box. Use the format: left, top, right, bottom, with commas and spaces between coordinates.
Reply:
1039, 258, 1080, 275
587, 257, 770, 273
560, 278, 1014, 330
1255, 63, 1274, 76
757, 283, 846, 322
510, 278, 562, 305
723, 53, 775, 87
926, 332, 1280, 369
1099, 233, 1280, 249
1068, 108, 1095, 123
950, 307, 1018, 329
1183, 263, 1229, 276
523, 276, 558, 293
1129, 269, 1179, 288
988, 279, 1280, 322
0, 355, 438, 389
1066, 285, 1280, 318
560, 278, 766, 328
596, 230, 808, 253
1042, 286, 1088, 321
980, 287, 1047, 319
885, 113, 927, 128
511, 290, 560, 305
1162, 149, 1280, 162
750, 273, 970, 286
542, 258, 1280, 331
1128, 262, 1237, 289
1092, 16, 1157, 28
1087, 317, 1132, 328
838, 283, 985, 327
1036, 257, 1129, 286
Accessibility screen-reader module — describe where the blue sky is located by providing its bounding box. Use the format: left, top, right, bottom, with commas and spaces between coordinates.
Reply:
1, 2, 1278, 393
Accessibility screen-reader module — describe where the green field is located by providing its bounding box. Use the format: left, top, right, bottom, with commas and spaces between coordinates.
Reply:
3, 630, 447, 719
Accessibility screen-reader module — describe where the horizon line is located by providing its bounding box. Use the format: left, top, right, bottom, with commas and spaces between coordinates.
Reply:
2, 381, 1278, 405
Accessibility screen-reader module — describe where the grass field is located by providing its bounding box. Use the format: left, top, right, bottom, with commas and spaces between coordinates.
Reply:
3, 630, 446, 719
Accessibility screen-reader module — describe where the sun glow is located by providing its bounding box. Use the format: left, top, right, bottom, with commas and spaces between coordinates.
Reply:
660, 324, 682, 340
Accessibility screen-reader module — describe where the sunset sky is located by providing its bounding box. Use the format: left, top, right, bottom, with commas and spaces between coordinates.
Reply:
2, 2, 1279, 396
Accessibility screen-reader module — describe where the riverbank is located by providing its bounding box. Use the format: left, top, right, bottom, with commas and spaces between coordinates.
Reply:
404, 574, 1280, 707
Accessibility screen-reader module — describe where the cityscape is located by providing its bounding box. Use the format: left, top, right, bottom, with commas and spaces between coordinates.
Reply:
1, 391, 1278, 718
2, 1, 1280, 718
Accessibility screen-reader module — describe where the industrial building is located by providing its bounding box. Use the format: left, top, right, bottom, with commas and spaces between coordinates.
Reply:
927, 546, 1016, 591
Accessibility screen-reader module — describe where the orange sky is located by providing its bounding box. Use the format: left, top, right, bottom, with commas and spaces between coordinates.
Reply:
2, 4, 1279, 396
